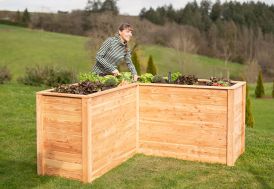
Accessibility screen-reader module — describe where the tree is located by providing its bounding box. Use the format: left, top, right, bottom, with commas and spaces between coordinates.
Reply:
210, 0, 222, 21
131, 51, 141, 75
22, 8, 30, 24
15, 10, 21, 23
255, 71, 265, 98
246, 85, 254, 128
146, 55, 157, 75
101, 0, 119, 15
85, 0, 102, 13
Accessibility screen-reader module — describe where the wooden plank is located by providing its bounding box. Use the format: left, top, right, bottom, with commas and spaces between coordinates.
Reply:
36, 94, 44, 175
140, 87, 227, 106
139, 140, 226, 164
82, 98, 88, 182
45, 165, 82, 180
139, 122, 227, 148
44, 132, 82, 154
91, 148, 136, 182
227, 90, 234, 166
43, 119, 81, 136
44, 158, 82, 171
136, 85, 140, 151
44, 150, 82, 164
241, 84, 246, 154
140, 108, 227, 125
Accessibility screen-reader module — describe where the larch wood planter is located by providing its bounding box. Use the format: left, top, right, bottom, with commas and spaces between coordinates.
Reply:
36, 81, 246, 183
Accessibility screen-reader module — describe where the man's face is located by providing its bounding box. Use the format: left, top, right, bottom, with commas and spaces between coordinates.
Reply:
119, 28, 133, 42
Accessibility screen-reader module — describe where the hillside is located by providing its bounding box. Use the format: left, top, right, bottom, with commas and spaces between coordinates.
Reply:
0, 24, 245, 80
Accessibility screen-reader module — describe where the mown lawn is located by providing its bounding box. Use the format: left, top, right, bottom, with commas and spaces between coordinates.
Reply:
0, 83, 273, 189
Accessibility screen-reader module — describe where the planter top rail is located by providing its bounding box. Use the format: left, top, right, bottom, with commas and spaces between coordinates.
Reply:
36, 80, 246, 98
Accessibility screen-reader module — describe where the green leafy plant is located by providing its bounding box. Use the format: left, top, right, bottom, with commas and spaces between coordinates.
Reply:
117, 72, 133, 83
171, 72, 182, 83
79, 72, 103, 83
138, 73, 154, 83
102, 75, 119, 87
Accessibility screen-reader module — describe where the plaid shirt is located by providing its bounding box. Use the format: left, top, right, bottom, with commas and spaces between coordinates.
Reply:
92, 33, 137, 76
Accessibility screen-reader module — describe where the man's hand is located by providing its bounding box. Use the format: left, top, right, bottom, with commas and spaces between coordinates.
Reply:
133, 75, 139, 81
112, 69, 120, 76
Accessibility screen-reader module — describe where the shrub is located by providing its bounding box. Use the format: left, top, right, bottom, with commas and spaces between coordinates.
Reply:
246, 84, 254, 128
0, 66, 12, 84
132, 51, 141, 75
18, 65, 76, 87
146, 55, 157, 75
255, 71, 265, 98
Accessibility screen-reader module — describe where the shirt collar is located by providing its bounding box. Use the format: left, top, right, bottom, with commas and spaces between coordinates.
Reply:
114, 33, 126, 46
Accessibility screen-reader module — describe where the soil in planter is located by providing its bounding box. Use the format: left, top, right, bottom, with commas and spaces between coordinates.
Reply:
53, 81, 116, 95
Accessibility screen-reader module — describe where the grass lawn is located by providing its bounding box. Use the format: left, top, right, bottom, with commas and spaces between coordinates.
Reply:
0, 24, 244, 81
0, 82, 273, 189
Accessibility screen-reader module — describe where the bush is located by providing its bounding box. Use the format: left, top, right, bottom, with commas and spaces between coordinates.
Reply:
146, 55, 157, 75
18, 65, 76, 87
255, 71, 265, 98
0, 66, 12, 84
246, 85, 254, 128
132, 51, 141, 75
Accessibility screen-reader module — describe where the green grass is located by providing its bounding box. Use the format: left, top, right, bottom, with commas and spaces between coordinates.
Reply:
0, 24, 244, 81
139, 45, 245, 79
0, 24, 91, 79
0, 83, 273, 189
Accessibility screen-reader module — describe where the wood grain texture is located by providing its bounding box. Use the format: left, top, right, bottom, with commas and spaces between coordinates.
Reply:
41, 96, 83, 180
139, 85, 228, 164
90, 86, 138, 179
37, 82, 246, 182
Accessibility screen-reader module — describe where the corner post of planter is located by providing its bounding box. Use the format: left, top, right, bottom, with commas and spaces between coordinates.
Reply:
36, 93, 45, 175
241, 82, 246, 154
227, 89, 235, 166
136, 84, 140, 151
82, 98, 92, 183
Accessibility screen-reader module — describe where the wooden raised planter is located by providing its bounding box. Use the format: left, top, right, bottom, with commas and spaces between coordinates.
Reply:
36, 80, 246, 183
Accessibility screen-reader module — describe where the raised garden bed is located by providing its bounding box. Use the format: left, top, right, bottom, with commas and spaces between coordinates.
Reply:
36, 79, 246, 183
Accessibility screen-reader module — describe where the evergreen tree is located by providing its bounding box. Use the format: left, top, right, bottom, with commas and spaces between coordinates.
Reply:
255, 71, 265, 98
146, 55, 157, 75
131, 51, 141, 75
101, 0, 119, 15
22, 8, 30, 24
246, 85, 254, 128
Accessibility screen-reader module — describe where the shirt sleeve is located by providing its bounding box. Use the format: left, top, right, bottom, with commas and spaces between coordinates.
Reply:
96, 38, 117, 73
125, 49, 137, 75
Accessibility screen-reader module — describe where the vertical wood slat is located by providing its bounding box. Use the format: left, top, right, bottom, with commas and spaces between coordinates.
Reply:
227, 89, 234, 166
36, 94, 44, 175
82, 98, 92, 183
136, 85, 140, 151
241, 84, 246, 154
